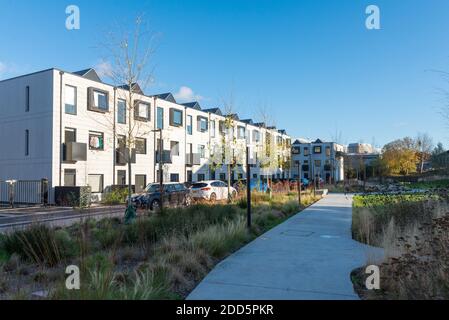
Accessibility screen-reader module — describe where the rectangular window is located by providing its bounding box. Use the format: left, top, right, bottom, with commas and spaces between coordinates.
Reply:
170, 141, 180, 156
198, 117, 208, 132
117, 99, 126, 124
187, 171, 193, 183
219, 121, 226, 136
210, 120, 216, 138
117, 170, 126, 185
88, 174, 104, 193
253, 130, 260, 142
65, 85, 77, 115
237, 126, 246, 139
246, 129, 251, 144
219, 173, 226, 181
89, 88, 109, 111
314, 146, 322, 154
25, 86, 30, 112
304, 147, 309, 156
198, 145, 206, 159
314, 160, 322, 167
25, 129, 29, 156
157, 107, 164, 129
135, 175, 147, 193
63, 128, 76, 161
65, 128, 76, 143
64, 169, 76, 187
326, 146, 331, 157
135, 101, 150, 121
170, 108, 183, 127
292, 146, 301, 154
187, 115, 193, 135
170, 174, 180, 182
197, 173, 206, 182
135, 138, 147, 155
89, 131, 104, 151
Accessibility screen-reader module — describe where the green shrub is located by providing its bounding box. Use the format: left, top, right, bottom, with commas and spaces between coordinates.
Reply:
190, 217, 249, 258
102, 188, 128, 205
0, 225, 76, 266
281, 200, 300, 215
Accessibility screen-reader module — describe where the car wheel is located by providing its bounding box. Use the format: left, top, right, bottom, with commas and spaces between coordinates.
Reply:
151, 199, 161, 211
209, 193, 217, 202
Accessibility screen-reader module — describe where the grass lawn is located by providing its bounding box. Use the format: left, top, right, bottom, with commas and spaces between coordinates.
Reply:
0, 191, 320, 300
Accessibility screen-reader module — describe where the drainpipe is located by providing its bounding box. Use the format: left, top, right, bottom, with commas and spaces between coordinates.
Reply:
58, 71, 64, 186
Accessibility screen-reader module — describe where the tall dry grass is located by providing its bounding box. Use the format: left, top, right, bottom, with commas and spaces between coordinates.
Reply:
353, 198, 449, 299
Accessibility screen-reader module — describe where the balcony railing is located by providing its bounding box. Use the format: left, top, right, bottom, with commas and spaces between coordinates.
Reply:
186, 153, 201, 166
116, 148, 136, 165
155, 150, 173, 164
64, 142, 87, 162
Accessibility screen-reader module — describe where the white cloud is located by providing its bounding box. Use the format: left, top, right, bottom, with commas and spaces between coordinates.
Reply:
94, 60, 114, 79
0, 61, 7, 76
174, 86, 204, 102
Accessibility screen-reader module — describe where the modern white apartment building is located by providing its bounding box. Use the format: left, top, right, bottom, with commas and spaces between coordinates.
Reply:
0, 68, 291, 202
291, 138, 345, 183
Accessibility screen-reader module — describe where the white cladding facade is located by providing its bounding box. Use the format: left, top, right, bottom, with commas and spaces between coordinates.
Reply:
0, 68, 292, 202
291, 139, 345, 182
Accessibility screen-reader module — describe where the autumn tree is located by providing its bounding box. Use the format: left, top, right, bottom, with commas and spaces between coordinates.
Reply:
380, 137, 419, 175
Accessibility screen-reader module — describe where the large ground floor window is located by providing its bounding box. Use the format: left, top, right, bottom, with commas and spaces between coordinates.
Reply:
88, 174, 104, 193
64, 169, 76, 186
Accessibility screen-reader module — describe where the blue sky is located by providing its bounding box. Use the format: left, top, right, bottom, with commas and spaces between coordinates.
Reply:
1, 0, 449, 148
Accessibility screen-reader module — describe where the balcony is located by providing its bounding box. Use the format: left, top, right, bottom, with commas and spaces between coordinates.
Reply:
64, 142, 87, 162
116, 148, 136, 165
186, 153, 201, 166
155, 150, 173, 164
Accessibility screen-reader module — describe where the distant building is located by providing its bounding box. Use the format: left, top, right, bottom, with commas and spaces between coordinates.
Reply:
347, 143, 377, 154
291, 138, 345, 183
345, 143, 380, 179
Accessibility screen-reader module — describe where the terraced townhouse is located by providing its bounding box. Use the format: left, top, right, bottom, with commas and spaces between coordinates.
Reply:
0, 68, 292, 203
291, 138, 345, 183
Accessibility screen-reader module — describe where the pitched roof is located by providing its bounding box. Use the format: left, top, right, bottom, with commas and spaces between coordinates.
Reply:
118, 83, 144, 95
72, 68, 102, 82
155, 93, 177, 103
182, 102, 202, 110
241, 119, 254, 125
254, 122, 266, 128
227, 114, 240, 120
278, 129, 287, 135
203, 108, 223, 116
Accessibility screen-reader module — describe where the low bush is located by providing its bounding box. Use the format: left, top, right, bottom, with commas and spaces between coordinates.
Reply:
0, 225, 76, 267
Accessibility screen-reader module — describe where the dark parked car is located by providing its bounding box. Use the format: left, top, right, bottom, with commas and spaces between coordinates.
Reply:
131, 183, 192, 210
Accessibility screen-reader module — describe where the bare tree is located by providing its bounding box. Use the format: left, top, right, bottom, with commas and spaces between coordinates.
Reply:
254, 104, 280, 198
96, 15, 158, 212
416, 132, 434, 173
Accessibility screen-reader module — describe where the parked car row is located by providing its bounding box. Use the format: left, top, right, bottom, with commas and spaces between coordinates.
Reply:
130, 180, 238, 210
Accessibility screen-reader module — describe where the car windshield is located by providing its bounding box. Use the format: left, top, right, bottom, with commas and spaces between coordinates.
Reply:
146, 184, 161, 193
191, 183, 208, 189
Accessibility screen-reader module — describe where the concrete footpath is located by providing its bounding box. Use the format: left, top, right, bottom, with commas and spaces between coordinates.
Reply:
188, 193, 383, 300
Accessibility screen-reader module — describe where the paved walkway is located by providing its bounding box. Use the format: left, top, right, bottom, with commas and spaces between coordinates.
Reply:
188, 194, 383, 300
